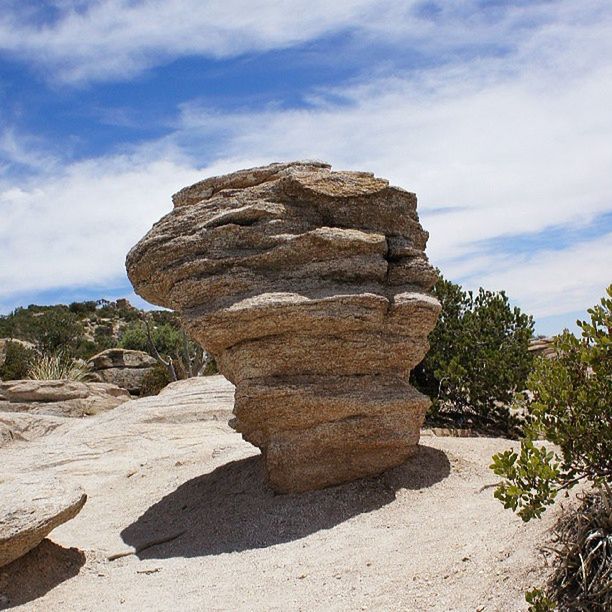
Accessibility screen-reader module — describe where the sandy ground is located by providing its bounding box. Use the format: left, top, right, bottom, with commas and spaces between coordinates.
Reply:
0, 376, 565, 611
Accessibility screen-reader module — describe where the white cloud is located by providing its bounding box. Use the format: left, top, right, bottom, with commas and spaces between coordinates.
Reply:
0, 1, 606, 84
474, 233, 612, 319
0, 0, 387, 83
0, 1, 611, 329
0, 154, 199, 295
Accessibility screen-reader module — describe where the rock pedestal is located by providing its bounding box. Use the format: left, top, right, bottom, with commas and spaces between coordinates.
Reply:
126, 161, 440, 492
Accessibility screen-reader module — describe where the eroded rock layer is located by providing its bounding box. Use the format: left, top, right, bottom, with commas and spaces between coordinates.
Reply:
126, 161, 440, 492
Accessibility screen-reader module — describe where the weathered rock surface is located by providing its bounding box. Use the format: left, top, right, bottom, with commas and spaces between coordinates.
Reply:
0, 380, 130, 418
0, 475, 86, 568
126, 161, 440, 492
0, 413, 67, 448
528, 337, 557, 359
87, 348, 157, 394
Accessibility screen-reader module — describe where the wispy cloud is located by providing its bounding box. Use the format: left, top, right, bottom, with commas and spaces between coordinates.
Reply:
0, 152, 199, 296
1, 1, 605, 84
0, 0, 384, 83
0, 1, 610, 331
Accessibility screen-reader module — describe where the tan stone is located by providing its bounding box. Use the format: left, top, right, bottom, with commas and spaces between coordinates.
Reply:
126, 161, 440, 492
0, 413, 67, 448
0, 475, 86, 567
87, 348, 157, 394
0, 380, 130, 417
528, 337, 557, 359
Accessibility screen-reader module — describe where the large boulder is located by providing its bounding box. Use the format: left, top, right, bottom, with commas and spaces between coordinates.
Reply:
0, 475, 86, 568
126, 161, 440, 492
0, 380, 130, 418
87, 348, 157, 394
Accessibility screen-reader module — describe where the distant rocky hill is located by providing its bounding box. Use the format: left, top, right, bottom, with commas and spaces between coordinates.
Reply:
0, 299, 213, 388
0, 299, 178, 361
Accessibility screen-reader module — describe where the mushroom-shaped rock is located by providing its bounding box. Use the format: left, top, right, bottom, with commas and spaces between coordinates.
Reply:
126, 161, 441, 492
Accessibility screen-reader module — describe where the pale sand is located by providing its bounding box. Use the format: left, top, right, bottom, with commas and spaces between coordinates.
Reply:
0, 376, 564, 611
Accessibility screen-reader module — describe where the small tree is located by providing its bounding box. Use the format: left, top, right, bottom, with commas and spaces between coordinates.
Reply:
119, 316, 211, 380
0, 341, 36, 380
491, 286, 611, 610
412, 276, 534, 433
28, 308, 83, 355
492, 285, 611, 520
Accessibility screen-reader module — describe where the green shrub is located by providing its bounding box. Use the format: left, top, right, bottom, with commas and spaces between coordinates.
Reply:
5, 307, 84, 355
412, 275, 534, 434
68, 301, 97, 316
491, 285, 611, 610
140, 365, 172, 396
119, 321, 181, 355
491, 285, 611, 520
0, 341, 37, 380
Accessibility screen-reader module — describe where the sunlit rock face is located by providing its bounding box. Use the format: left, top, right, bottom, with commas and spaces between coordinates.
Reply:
126, 161, 440, 492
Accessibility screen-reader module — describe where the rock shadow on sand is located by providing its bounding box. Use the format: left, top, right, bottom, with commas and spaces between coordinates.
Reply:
0, 540, 85, 610
121, 444, 450, 559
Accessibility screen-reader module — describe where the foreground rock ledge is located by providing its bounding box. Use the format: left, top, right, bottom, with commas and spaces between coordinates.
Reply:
0, 475, 86, 568
126, 161, 441, 492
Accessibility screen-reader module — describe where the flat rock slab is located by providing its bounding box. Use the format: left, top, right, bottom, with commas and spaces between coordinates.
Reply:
0, 380, 131, 418
0, 475, 86, 567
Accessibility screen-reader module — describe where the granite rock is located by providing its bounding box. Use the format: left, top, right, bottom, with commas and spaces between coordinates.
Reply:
126, 161, 440, 492
0, 475, 86, 568
0, 380, 130, 418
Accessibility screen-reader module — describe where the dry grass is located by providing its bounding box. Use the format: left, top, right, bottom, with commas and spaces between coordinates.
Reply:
545, 487, 611, 610
27, 352, 89, 381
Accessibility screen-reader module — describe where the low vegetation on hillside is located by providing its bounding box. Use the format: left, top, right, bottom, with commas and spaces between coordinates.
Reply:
0, 299, 214, 384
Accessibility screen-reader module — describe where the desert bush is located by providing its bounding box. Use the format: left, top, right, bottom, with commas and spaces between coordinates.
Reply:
120, 317, 214, 380
119, 321, 181, 355
547, 491, 611, 610
68, 301, 97, 316
492, 285, 612, 520
140, 364, 172, 396
0, 341, 37, 380
491, 285, 611, 610
412, 275, 534, 434
3, 306, 84, 355
28, 352, 90, 381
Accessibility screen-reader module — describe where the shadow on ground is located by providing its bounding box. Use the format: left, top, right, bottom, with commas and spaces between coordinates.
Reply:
121, 444, 450, 559
0, 540, 85, 610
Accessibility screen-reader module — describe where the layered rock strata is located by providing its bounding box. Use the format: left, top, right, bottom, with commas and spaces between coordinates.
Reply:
87, 348, 157, 394
126, 161, 440, 492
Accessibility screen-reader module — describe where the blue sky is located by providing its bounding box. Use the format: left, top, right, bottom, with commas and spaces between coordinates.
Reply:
1, 0, 611, 335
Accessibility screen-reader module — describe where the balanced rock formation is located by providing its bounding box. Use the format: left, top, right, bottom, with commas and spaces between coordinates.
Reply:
0, 475, 86, 568
0, 380, 130, 418
126, 161, 441, 492
87, 348, 157, 394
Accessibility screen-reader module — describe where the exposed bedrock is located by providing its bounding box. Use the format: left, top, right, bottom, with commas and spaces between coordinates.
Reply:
126, 161, 441, 492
